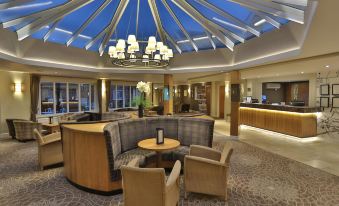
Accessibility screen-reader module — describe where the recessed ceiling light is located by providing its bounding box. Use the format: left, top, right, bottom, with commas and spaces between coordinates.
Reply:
301, 72, 304, 74
325, 65, 330, 68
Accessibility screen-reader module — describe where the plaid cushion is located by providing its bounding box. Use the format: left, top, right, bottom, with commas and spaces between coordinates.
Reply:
145, 117, 179, 139
118, 119, 148, 152
101, 112, 130, 121
13, 121, 42, 141
104, 122, 121, 159
172, 146, 190, 163
178, 118, 214, 147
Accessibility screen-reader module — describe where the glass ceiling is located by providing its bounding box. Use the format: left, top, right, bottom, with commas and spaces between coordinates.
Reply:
0, 0, 299, 54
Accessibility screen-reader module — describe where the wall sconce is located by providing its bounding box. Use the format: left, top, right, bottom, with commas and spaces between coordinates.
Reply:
13, 83, 23, 93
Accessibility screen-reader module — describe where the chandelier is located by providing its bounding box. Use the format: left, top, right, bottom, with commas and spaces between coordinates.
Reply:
108, 35, 173, 69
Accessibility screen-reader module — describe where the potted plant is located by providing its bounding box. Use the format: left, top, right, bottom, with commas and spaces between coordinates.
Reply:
133, 81, 151, 118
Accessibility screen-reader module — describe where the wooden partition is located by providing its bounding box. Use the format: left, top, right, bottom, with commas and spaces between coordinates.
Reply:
62, 123, 121, 194
240, 107, 317, 138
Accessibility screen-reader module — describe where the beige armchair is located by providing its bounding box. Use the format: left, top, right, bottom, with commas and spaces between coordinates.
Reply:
121, 158, 181, 206
33, 129, 63, 170
13, 121, 43, 141
184, 144, 233, 201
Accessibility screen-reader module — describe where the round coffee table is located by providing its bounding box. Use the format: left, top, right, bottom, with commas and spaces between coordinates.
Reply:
138, 138, 180, 167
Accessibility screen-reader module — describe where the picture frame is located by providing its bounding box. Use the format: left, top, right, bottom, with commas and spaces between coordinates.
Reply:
332, 97, 339, 108
320, 84, 330, 95
332, 84, 339, 95
156, 128, 164, 144
320, 97, 329, 108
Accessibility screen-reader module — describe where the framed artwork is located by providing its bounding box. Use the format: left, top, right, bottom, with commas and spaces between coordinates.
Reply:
320, 84, 330, 95
332, 84, 339, 95
320, 97, 329, 108
156, 128, 164, 145
332, 97, 339, 108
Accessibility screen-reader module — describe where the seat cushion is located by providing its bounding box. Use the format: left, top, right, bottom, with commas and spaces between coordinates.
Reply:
178, 118, 214, 147
172, 146, 190, 163
118, 119, 148, 152
114, 148, 156, 170
104, 122, 121, 159
145, 117, 179, 139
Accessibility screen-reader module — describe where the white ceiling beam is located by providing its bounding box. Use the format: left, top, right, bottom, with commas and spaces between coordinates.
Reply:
85, 27, 109, 50
164, 31, 182, 54
161, 0, 198, 52
195, 0, 261, 37
147, 0, 166, 43
205, 30, 216, 50
98, 0, 129, 56
272, 0, 308, 7
16, 0, 94, 41
171, 0, 234, 51
67, 0, 113, 47
43, 20, 60, 42
0, 0, 34, 10
228, 0, 305, 24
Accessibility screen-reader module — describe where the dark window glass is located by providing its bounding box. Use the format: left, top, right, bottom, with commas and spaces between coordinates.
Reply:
109, 84, 116, 109
117, 85, 124, 108
41, 82, 54, 114
124, 86, 131, 107
55, 83, 67, 113
68, 84, 79, 112
91, 85, 95, 110
80, 84, 90, 112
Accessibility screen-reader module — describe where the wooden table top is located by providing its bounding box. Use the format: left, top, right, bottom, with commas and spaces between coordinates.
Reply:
62, 123, 109, 133
138, 138, 180, 152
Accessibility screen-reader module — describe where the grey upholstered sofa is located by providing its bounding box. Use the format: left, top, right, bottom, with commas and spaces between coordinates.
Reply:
103, 117, 214, 182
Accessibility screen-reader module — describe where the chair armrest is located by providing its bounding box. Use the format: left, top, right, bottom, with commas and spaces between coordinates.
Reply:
127, 158, 140, 167
185, 155, 226, 168
189, 145, 221, 161
166, 160, 181, 188
41, 133, 61, 146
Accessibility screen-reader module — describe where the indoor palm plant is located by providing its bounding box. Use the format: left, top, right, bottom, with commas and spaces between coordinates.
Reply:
133, 81, 151, 118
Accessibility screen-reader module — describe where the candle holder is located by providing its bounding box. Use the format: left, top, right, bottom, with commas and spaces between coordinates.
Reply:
156, 128, 164, 144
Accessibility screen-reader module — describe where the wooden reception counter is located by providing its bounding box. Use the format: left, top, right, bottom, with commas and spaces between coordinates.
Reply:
62, 122, 121, 194
240, 103, 320, 138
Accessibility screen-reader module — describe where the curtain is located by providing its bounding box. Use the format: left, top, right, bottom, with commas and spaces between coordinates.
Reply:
30, 74, 40, 122
97, 79, 103, 114
105, 80, 112, 112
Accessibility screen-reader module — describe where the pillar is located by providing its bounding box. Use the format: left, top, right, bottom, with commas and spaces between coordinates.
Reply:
164, 74, 174, 114
230, 71, 241, 136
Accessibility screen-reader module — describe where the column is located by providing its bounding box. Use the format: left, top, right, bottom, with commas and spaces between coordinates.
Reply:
164, 74, 174, 114
230, 71, 241, 136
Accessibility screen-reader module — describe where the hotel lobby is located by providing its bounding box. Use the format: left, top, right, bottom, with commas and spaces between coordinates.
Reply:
0, 0, 339, 205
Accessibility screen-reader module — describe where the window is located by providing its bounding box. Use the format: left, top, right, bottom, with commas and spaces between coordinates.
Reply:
55, 83, 67, 114
40, 82, 96, 115
80, 84, 90, 112
41, 82, 54, 114
109, 84, 140, 109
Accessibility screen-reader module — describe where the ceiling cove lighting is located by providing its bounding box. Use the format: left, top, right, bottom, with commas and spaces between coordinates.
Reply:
254, 19, 267, 26
108, 35, 173, 69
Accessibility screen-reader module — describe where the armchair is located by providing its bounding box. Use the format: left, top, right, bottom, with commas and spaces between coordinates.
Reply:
13, 121, 43, 141
6, 119, 28, 139
121, 158, 181, 206
33, 129, 63, 170
184, 144, 233, 201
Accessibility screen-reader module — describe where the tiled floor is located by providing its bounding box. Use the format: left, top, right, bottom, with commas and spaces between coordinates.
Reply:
214, 120, 339, 176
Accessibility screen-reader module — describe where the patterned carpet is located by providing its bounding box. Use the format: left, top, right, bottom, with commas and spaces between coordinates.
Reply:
0, 136, 339, 206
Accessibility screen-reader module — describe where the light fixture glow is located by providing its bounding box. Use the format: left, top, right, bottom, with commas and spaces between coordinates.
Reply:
254, 19, 266, 26
14, 83, 23, 93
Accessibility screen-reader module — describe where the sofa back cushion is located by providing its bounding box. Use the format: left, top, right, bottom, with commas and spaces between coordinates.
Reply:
104, 122, 121, 159
145, 117, 179, 140
101, 112, 130, 121
178, 118, 214, 147
118, 119, 147, 152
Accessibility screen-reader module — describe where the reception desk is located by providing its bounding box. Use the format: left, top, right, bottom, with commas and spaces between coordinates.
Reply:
62, 122, 121, 194
240, 103, 320, 138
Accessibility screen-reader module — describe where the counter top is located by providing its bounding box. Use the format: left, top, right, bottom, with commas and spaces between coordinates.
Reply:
240, 103, 320, 113
62, 122, 108, 133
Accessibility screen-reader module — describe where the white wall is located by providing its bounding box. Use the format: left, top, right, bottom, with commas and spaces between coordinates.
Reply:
0, 71, 31, 134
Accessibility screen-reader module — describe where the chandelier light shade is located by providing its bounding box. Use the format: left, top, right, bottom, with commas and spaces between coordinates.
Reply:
109, 34, 172, 68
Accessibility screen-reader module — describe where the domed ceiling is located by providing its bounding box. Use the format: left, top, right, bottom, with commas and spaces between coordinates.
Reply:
0, 0, 315, 73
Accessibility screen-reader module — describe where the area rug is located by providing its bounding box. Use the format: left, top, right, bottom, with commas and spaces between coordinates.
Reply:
0, 136, 338, 206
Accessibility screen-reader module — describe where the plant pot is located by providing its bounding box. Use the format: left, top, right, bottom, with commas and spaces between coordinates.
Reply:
138, 105, 144, 118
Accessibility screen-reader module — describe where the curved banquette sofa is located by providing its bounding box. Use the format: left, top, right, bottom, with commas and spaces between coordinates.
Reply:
103, 117, 214, 190
62, 116, 214, 195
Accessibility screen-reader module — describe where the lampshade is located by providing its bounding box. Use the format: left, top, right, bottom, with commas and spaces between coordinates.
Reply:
156, 42, 163, 50
142, 55, 149, 62
148, 36, 156, 45
130, 42, 139, 51
127, 35, 136, 44
147, 43, 156, 52
108, 46, 116, 55
160, 45, 168, 55
167, 49, 173, 58
130, 54, 137, 62
127, 46, 134, 54
117, 39, 126, 49
154, 54, 161, 61
112, 52, 118, 58
118, 52, 125, 59
145, 46, 152, 54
